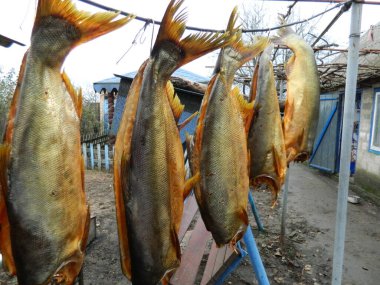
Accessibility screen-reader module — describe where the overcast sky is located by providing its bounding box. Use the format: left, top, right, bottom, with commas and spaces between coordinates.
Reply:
0, 0, 379, 87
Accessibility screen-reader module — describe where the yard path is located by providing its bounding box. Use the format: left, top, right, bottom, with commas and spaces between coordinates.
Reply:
287, 164, 380, 285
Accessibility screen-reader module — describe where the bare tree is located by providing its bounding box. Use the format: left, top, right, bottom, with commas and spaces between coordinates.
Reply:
238, 2, 337, 95
0, 68, 17, 138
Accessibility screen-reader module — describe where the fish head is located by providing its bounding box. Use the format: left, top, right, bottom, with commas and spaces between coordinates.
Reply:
31, 16, 81, 67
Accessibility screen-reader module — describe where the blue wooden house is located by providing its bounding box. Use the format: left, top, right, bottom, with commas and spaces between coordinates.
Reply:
93, 68, 208, 146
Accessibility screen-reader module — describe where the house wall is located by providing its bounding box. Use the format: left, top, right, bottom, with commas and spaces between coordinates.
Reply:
355, 85, 380, 198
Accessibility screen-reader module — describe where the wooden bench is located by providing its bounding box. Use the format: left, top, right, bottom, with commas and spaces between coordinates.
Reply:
170, 194, 246, 285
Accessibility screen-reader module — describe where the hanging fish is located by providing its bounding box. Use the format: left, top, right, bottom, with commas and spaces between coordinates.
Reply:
0, 0, 133, 284
187, 8, 269, 246
274, 16, 320, 163
113, 0, 235, 284
247, 45, 287, 202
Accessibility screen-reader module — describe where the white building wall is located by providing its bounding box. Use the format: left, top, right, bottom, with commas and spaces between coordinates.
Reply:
355, 85, 380, 197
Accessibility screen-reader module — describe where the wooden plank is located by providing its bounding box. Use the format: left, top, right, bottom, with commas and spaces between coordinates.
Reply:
170, 218, 211, 285
97, 144, 101, 170
223, 244, 234, 263
207, 249, 240, 284
82, 143, 87, 168
90, 143, 94, 169
178, 195, 198, 241
104, 144, 109, 171
200, 242, 219, 285
211, 245, 227, 277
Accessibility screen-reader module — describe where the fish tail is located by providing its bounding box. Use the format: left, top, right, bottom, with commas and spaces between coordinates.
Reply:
271, 14, 295, 45
153, 0, 236, 68
231, 36, 270, 66
33, 0, 134, 46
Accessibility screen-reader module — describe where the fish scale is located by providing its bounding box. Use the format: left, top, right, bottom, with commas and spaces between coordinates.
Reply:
199, 73, 249, 245
0, 0, 132, 283
188, 7, 269, 247
113, 1, 236, 284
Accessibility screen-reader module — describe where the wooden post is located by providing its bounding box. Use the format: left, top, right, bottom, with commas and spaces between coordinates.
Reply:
97, 144, 101, 170
105, 144, 109, 171
90, 143, 94, 170
82, 143, 87, 168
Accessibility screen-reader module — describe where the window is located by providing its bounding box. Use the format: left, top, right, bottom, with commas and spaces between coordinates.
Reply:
370, 91, 380, 153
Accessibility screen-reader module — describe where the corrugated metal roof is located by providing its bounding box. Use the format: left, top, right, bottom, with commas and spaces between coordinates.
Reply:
115, 68, 210, 84
93, 76, 120, 93
0, 34, 25, 48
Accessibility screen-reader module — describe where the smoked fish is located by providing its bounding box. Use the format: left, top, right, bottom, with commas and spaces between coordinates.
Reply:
0, 0, 132, 284
188, 8, 269, 246
248, 45, 287, 201
275, 17, 320, 163
113, 1, 235, 284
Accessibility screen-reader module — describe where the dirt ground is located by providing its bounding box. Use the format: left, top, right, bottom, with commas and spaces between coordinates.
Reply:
1, 164, 379, 284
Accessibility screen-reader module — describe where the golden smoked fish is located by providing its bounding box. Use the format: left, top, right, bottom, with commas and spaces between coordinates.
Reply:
275, 17, 320, 163
188, 9, 268, 246
248, 45, 287, 201
113, 1, 234, 284
0, 0, 132, 284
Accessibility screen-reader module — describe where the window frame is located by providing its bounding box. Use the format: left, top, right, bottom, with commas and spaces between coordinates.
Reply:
369, 89, 380, 154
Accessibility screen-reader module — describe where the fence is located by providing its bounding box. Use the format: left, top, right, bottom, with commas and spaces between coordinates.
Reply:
82, 143, 114, 172
81, 130, 110, 145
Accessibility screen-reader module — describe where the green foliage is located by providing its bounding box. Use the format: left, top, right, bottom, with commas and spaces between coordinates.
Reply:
0, 67, 17, 138
80, 85, 101, 135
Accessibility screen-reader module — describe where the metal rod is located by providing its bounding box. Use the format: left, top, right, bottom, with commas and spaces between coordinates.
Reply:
264, 0, 380, 4
311, 1, 352, 47
214, 242, 247, 285
78, 0, 346, 33
248, 192, 265, 232
280, 167, 290, 247
332, 2, 362, 285
243, 226, 270, 285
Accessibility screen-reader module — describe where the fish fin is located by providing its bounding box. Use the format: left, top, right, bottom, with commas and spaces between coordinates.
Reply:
0, 144, 16, 275
185, 132, 195, 176
81, 207, 91, 252
247, 149, 251, 174
171, 226, 181, 260
194, 74, 218, 153
271, 14, 295, 45
249, 61, 260, 103
62, 71, 82, 118
285, 54, 296, 76
284, 93, 294, 124
166, 81, 184, 122
153, 0, 236, 68
178, 111, 198, 131
161, 276, 170, 285
115, 150, 132, 279
239, 208, 249, 226
231, 36, 270, 66
3, 51, 28, 144
272, 145, 286, 195
231, 86, 254, 123
80, 156, 85, 194
253, 175, 279, 204
33, 0, 134, 46
183, 172, 200, 199
294, 128, 309, 162
185, 133, 193, 163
